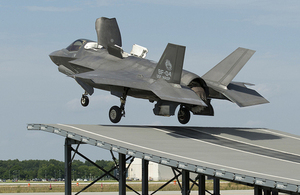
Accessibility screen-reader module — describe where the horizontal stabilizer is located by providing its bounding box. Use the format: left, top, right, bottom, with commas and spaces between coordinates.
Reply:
220, 82, 269, 107
202, 47, 255, 87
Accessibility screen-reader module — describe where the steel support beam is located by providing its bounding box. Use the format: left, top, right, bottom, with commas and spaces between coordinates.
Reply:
182, 170, 190, 195
271, 190, 278, 195
263, 189, 271, 195
254, 186, 263, 195
213, 178, 220, 195
64, 138, 72, 195
151, 168, 182, 195
119, 153, 126, 195
142, 159, 149, 195
198, 174, 205, 195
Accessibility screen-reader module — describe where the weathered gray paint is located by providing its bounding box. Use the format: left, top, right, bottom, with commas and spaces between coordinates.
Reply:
49, 17, 268, 124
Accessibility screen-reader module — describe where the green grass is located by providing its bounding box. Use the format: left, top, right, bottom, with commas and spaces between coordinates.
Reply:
0, 181, 253, 193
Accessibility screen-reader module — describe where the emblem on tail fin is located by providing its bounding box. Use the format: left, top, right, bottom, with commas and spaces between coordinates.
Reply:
165, 59, 172, 71
155, 59, 173, 80
151, 43, 185, 84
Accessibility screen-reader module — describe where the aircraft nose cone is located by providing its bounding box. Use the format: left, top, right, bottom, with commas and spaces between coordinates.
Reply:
49, 50, 61, 65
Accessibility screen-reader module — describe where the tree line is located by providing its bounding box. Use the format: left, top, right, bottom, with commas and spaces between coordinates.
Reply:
0, 159, 115, 181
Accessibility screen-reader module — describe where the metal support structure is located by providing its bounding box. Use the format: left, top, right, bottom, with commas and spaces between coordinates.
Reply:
62, 137, 273, 195
264, 189, 271, 195
271, 190, 278, 195
182, 170, 190, 195
254, 186, 263, 195
213, 178, 220, 195
198, 174, 205, 195
55, 128, 291, 195
142, 159, 149, 195
119, 153, 126, 195
151, 168, 182, 195
65, 138, 72, 195
71, 147, 139, 195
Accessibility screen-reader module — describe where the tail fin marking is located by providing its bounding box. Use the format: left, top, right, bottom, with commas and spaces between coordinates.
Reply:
151, 43, 185, 84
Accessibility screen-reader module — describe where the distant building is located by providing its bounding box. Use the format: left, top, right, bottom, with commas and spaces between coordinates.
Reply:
127, 158, 173, 181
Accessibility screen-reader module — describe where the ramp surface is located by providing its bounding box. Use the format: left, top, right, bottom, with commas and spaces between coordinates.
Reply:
27, 124, 300, 193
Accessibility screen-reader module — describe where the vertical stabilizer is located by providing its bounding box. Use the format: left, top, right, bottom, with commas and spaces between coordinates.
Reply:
95, 17, 122, 48
151, 43, 185, 84
202, 47, 255, 87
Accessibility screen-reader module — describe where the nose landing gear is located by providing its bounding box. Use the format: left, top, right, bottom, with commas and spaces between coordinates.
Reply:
81, 92, 89, 107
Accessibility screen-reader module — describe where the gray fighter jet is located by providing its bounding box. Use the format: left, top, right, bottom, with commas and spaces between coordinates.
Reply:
49, 17, 269, 124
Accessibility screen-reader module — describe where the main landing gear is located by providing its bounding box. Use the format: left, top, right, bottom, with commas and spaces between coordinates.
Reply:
109, 88, 128, 124
177, 106, 190, 124
81, 92, 89, 107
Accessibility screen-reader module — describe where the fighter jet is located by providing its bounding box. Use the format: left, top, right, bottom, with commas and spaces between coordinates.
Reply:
49, 17, 269, 124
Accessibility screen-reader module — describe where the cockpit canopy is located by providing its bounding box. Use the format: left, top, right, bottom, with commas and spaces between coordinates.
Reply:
66, 39, 148, 59
66, 39, 92, 51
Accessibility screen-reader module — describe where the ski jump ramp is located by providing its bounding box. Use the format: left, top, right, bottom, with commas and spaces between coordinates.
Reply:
28, 124, 300, 195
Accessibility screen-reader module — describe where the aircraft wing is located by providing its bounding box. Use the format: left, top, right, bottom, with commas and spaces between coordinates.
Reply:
72, 70, 206, 106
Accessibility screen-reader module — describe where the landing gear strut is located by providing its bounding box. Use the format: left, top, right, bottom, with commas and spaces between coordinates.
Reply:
177, 106, 190, 124
109, 88, 129, 123
81, 92, 89, 107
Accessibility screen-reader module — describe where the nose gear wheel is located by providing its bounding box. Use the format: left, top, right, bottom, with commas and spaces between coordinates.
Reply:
81, 95, 89, 107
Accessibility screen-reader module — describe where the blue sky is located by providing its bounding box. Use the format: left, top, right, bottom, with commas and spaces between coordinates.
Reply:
1, 0, 300, 161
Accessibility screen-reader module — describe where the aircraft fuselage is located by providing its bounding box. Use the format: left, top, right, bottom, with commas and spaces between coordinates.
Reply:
50, 39, 204, 102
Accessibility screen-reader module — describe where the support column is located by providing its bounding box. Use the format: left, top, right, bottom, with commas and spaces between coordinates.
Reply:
213, 178, 220, 195
263, 189, 271, 195
198, 174, 205, 195
119, 153, 126, 195
142, 159, 149, 195
64, 138, 72, 195
254, 186, 263, 195
182, 170, 190, 195
271, 190, 278, 195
